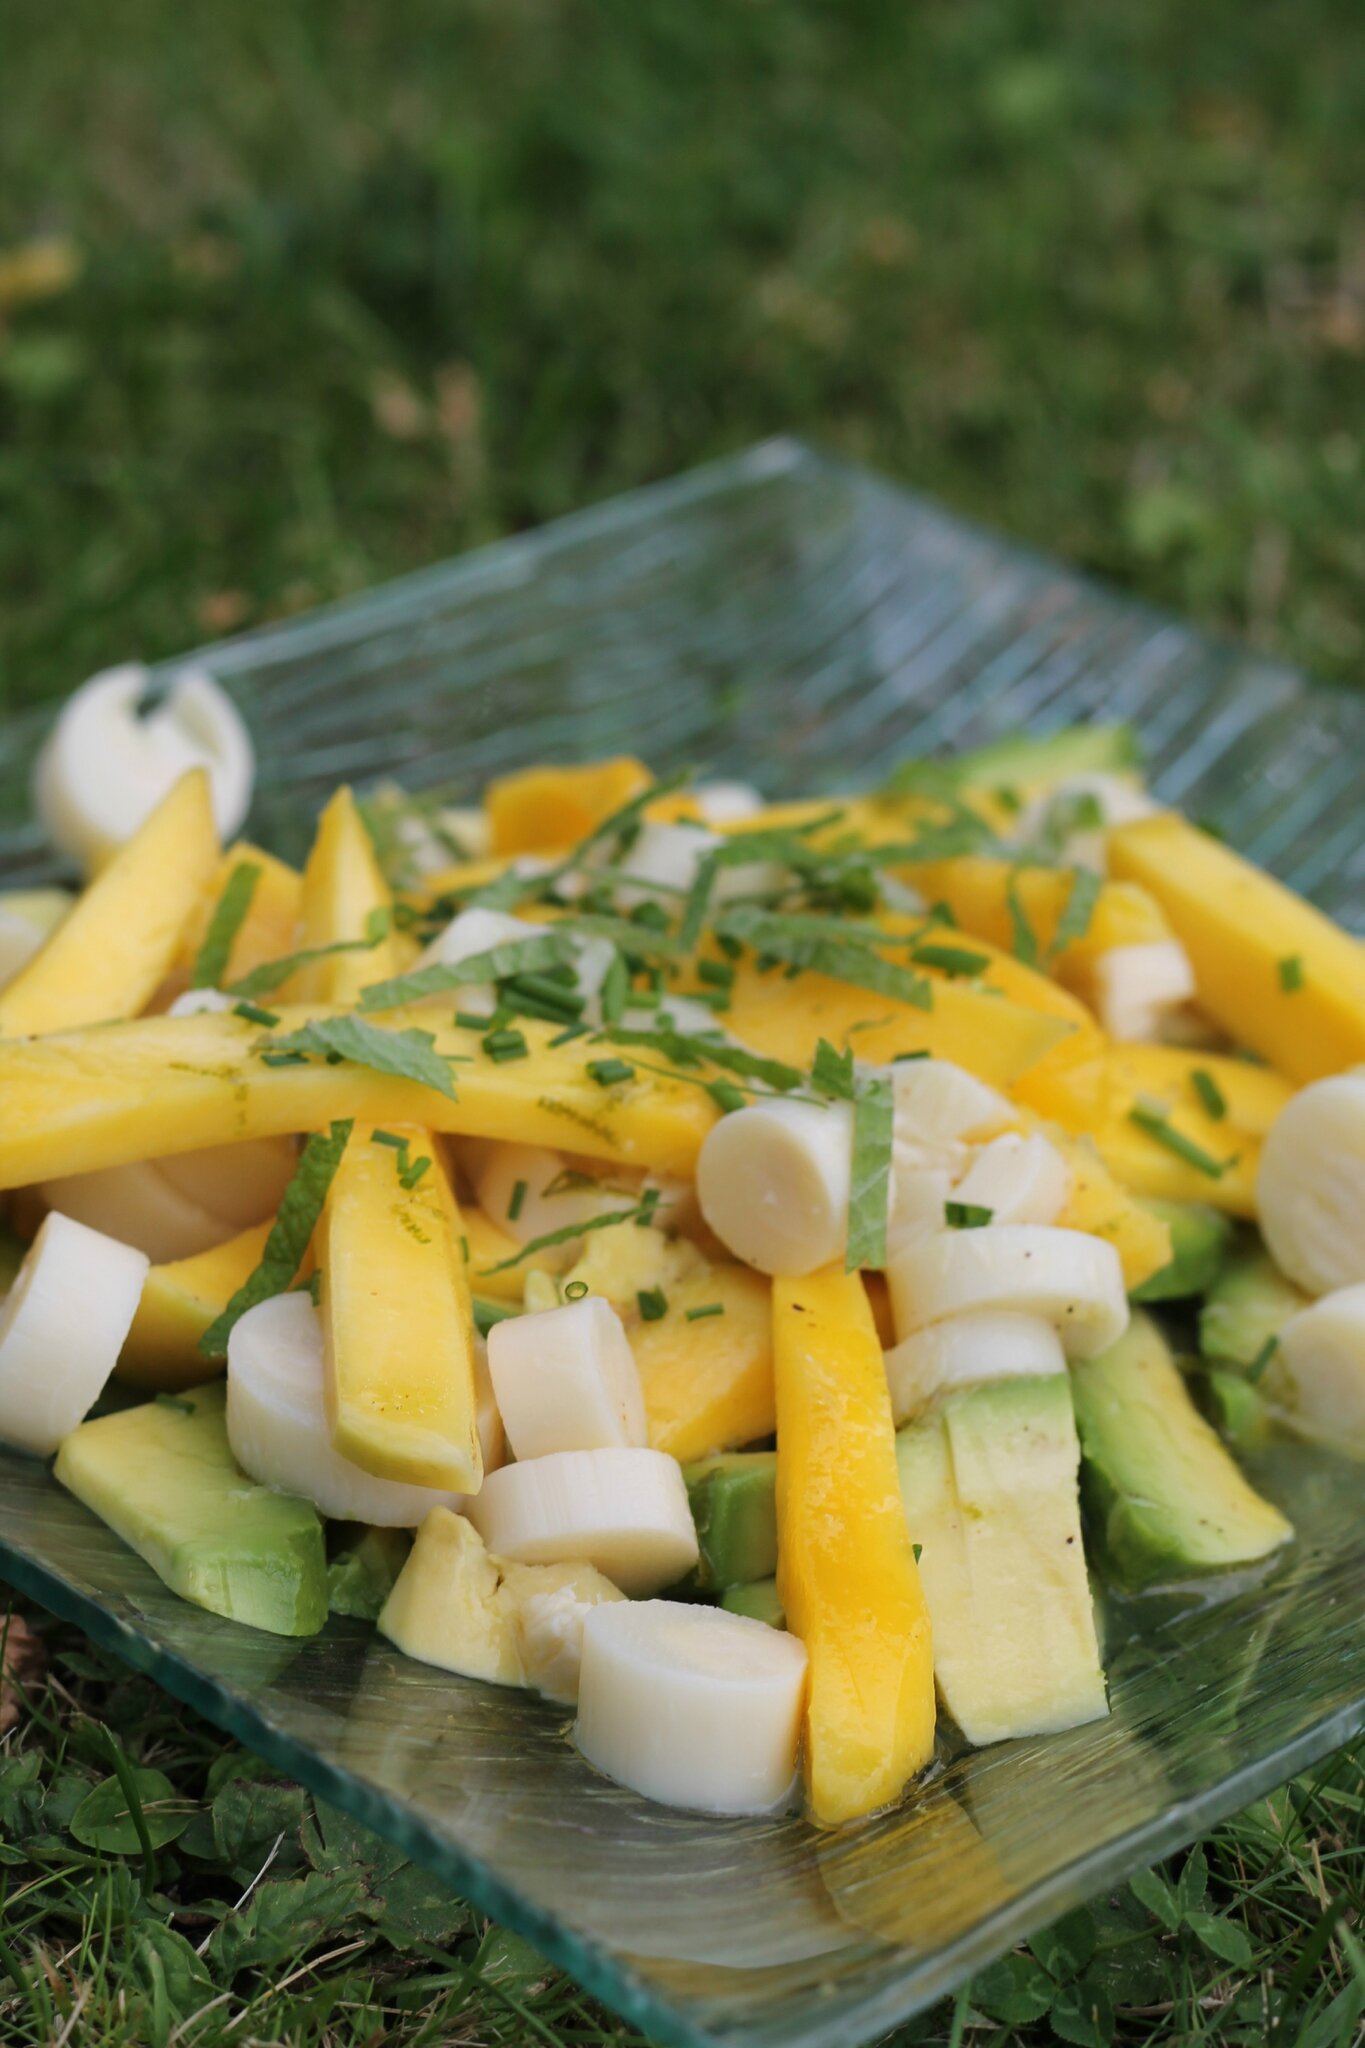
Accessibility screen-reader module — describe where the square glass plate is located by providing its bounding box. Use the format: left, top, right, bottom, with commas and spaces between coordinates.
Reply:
1, 440, 1363, 2048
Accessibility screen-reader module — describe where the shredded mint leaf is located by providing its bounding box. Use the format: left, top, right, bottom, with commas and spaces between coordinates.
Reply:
677, 814, 845, 950
265, 1017, 459, 1099
812, 1038, 856, 1099
1006, 872, 1040, 968
477, 1197, 656, 1275
1246, 1334, 1279, 1385
199, 1121, 353, 1356
910, 941, 992, 979
1048, 867, 1103, 963
716, 907, 934, 1011
1190, 1067, 1227, 1120
227, 929, 389, 1000
556, 911, 687, 962
846, 1070, 894, 1271
358, 932, 577, 1011
191, 861, 262, 989
602, 1023, 805, 1093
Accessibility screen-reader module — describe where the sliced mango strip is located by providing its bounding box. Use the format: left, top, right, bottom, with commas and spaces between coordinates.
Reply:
0, 771, 219, 1036
637, 1263, 775, 1464
321, 1130, 480, 1491
1109, 812, 1365, 1083
724, 957, 1076, 1090
177, 842, 302, 989
486, 757, 651, 856
117, 1221, 274, 1391
1089, 1115, 1259, 1217
1102, 1044, 1292, 1138
774, 1267, 935, 1825
287, 787, 406, 1004
0, 1006, 715, 1191
903, 855, 1173, 986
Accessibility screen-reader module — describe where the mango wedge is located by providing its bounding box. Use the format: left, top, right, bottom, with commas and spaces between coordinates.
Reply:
901, 856, 1173, 985
0, 1006, 715, 1190
0, 771, 219, 1036
725, 958, 1076, 1090
321, 1130, 481, 1491
637, 1264, 775, 1463
117, 1221, 273, 1390
486, 757, 651, 855
1109, 812, 1365, 1083
288, 787, 406, 1003
774, 1268, 935, 1825
177, 843, 303, 989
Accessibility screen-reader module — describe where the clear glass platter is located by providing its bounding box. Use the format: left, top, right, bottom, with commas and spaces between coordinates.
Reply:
1, 440, 1363, 2048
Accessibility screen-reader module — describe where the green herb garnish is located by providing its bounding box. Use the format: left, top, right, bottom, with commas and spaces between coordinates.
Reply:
638, 1287, 668, 1322
910, 942, 991, 978
481, 1026, 529, 1063
1246, 1335, 1279, 1385
1278, 954, 1305, 993
685, 1302, 726, 1322
478, 1196, 658, 1274
199, 1120, 353, 1357
846, 1070, 895, 1271
707, 1079, 748, 1115
1190, 1068, 1227, 1120
264, 1017, 459, 1099
715, 907, 934, 1012
191, 860, 262, 989
564, 1280, 590, 1301
1128, 1105, 1228, 1178
812, 1038, 856, 1100
358, 932, 578, 1011
945, 1201, 994, 1229
1006, 872, 1039, 968
233, 1000, 280, 1029
587, 1057, 636, 1087
1048, 867, 1103, 961
508, 1179, 528, 1222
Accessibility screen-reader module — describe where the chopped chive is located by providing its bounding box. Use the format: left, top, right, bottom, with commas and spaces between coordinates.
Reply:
481, 1026, 529, 1063
564, 1280, 590, 1301
635, 1186, 661, 1229
913, 1542, 924, 1563
459, 1235, 470, 1263
508, 1179, 528, 1222
600, 952, 629, 1025
707, 1079, 748, 1115
1246, 1335, 1279, 1385
455, 1009, 495, 1031
1128, 1105, 1228, 1178
684, 1302, 725, 1322
549, 1021, 591, 1047
587, 1057, 636, 1087
637, 1287, 669, 1322
893, 1048, 930, 1062
1278, 954, 1305, 993
945, 1201, 994, 1229
399, 1156, 432, 1190
1047, 867, 1103, 962
260, 1049, 309, 1068
233, 1000, 280, 1028
697, 958, 734, 989
505, 972, 586, 1014
1190, 1067, 1227, 1120
629, 900, 673, 932
716, 933, 743, 961
371, 1130, 409, 1152
1005, 871, 1039, 968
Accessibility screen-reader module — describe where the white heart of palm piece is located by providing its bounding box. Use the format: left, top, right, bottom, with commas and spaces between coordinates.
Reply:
1257, 1073, 1365, 1297
473, 1143, 642, 1272
609, 820, 784, 912
418, 906, 614, 1022
226, 1293, 468, 1525
43, 1137, 297, 1264
950, 1132, 1071, 1227
574, 1600, 809, 1814
465, 1446, 698, 1595
0, 1213, 149, 1456
1273, 1288, 1365, 1457
167, 987, 237, 1018
696, 1096, 855, 1276
692, 781, 765, 826
883, 1310, 1066, 1427
486, 1296, 647, 1460
891, 1059, 1015, 1148
887, 1224, 1129, 1358
1090, 941, 1197, 1043
0, 889, 73, 992
34, 664, 253, 872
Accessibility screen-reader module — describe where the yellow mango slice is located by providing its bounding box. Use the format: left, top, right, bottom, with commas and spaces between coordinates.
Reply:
177, 843, 303, 989
774, 1268, 935, 1825
1102, 1044, 1292, 1138
286, 787, 405, 1004
117, 1222, 273, 1391
460, 1202, 527, 1303
486, 757, 651, 856
1090, 1115, 1259, 1217
636, 1263, 775, 1463
1109, 812, 1365, 1083
1047, 1130, 1172, 1289
321, 1129, 480, 1491
0, 1006, 716, 1190
0, 771, 219, 1036
903, 856, 1173, 988
724, 957, 1075, 1090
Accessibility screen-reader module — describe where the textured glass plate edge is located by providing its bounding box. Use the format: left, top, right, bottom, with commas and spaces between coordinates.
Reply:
2, 438, 1364, 2047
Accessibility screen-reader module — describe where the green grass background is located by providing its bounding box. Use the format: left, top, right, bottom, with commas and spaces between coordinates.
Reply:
2, 2, 1364, 2042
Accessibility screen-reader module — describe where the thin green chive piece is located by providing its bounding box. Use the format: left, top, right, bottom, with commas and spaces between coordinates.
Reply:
507, 1180, 528, 1223
945, 1201, 994, 1229
707, 1079, 748, 1115
564, 1280, 590, 1301
400, 1156, 432, 1190
1278, 954, 1305, 993
481, 1027, 529, 1063
1246, 1335, 1279, 1385
685, 1302, 725, 1322
1190, 1067, 1227, 1120
910, 942, 991, 978
1128, 1105, 1228, 1178
587, 1057, 636, 1087
233, 1000, 280, 1028
637, 1287, 668, 1322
